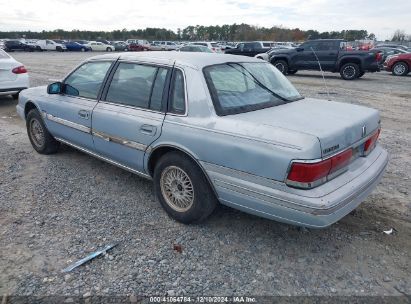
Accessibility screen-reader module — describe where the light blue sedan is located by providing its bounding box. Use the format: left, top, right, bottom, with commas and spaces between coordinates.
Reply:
16, 52, 388, 228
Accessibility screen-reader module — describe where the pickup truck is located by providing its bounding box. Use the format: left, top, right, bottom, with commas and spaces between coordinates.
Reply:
224, 42, 270, 57
268, 39, 381, 80
36, 40, 67, 52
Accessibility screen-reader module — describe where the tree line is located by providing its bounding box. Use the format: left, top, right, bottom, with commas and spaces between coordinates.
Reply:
0, 24, 408, 42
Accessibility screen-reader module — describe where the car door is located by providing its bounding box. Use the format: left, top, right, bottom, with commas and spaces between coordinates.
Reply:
293, 41, 315, 69
314, 41, 339, 70
43, 60, 113, 151
91, 61, 171, 172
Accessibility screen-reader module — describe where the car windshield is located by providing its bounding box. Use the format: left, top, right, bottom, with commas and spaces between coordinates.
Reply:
203, 62, 303, 116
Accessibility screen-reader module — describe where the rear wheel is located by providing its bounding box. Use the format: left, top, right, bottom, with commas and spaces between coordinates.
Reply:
106, 47, 112, 52
26, 109, 60, 154
340, 63, 360, 80
154, 152, 217, 224
392, 62, 409, 76
288, 69, 298, 75
358, 71, 365, 78
272, 60, 288, 74
81, 47, 85, 52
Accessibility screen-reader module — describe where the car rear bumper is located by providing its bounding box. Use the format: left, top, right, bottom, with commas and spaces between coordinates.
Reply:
0, 87, 28, 96
202, 145, 388, 228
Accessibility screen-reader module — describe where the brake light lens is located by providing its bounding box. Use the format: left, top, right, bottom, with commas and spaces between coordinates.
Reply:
375, 52, 382, 62
12, 66, 27, 74
364, 129, 380, 155
286, 149, 353, 189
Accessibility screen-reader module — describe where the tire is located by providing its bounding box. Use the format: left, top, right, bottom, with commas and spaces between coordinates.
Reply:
124, 48, 129, 52
12, 92, 19, 100
288, 70, 298, 75
392, 62, 409, 76
272, 60, 288, 74
340, 63, 360, 80
358, 71, 365, 78
154, 151, 217, 224
26, 109, 60, 154
106, 47, 112, 52
81, 48, 85, 52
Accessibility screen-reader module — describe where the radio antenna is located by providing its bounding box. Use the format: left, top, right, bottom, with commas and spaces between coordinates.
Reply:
310, 46, 331, 101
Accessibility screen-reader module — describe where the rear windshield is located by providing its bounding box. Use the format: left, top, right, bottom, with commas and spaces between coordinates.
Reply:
203, 62, 302, 116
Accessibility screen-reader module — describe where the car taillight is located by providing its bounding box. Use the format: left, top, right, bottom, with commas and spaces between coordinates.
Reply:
12, 66, 27, 74
375, 52, 382, 62
286, 149, 353, 189
364, 129, 380, 155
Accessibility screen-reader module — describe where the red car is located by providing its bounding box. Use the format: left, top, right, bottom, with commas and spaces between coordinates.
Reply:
128, 43, 149, 52
384, 53, 411, 76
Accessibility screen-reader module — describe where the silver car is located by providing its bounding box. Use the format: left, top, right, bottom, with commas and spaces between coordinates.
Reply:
16, 52, 388, 228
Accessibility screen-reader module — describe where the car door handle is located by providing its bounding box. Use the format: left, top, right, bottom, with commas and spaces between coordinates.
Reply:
140, 124, 156, 135
78, 110, 89, 119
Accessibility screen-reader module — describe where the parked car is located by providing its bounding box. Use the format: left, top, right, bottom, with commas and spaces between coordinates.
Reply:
384, 53, 411, 76
96, 39, 112, 45
157, 41, 178, 51
191, 41, 222, 53
64, 41, 91, 52
268, 39, 382, 80
73, 40, 89, 45
150, 41, 163, 51
4, 40, 39, 52
128, 43, 149, 51
375, 44, 409, 51
126, 39, 150, 49
113, 41, 130, 51
86, 41, 115, 52
53, 39, 67, 44
177, 45, 213, 53
370, 47, 409, 66
224, 41, 269, 57
16, 52, 388, 228
255, 46, 294, 61
36, 40, 67, 52
0, 49, 29, 99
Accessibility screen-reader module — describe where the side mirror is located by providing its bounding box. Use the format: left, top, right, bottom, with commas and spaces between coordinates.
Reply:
296, 47, 304, 52
47, 82, 63, 94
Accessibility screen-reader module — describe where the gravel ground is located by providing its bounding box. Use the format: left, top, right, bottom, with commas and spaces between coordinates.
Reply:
0, 52, 410, 299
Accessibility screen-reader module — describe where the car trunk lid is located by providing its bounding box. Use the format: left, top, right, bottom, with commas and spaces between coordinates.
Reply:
226, 98, 380, 157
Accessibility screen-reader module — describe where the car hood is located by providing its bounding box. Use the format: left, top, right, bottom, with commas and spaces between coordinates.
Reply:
217, 98, 380, 158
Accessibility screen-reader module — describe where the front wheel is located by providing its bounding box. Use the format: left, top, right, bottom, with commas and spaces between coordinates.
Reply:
272, 60, 288, 74
26, 109, 60, 154
358, 71, 365, 78
154, 152, 217, 224
81, 47, 85, 52
340, 63, 360, 80
392, 62, 409, 76
106, 47, 112, 52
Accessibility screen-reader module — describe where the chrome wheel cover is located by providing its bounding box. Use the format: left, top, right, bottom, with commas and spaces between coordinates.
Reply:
394, 63, 405, 75
30, 119, 45, 148
160, 166, 194, 212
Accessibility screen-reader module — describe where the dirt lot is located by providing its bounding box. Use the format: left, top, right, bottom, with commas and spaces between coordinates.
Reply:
0, 52, 410, 299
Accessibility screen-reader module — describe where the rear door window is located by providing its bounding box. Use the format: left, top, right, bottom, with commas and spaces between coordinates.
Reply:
105, 63, 169, 111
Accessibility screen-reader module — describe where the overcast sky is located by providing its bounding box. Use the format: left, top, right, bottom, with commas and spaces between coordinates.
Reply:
0, 0, 410, 40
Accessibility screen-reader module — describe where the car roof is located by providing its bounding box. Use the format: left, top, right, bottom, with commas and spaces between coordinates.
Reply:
87, 51, 263, 69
